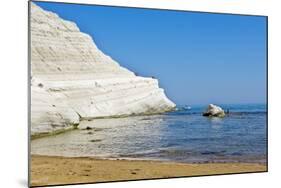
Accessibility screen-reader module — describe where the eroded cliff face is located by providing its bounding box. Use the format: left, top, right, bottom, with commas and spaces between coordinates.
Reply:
30, 3, 175, 136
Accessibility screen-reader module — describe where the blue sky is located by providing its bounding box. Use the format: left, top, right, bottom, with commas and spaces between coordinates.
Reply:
34, 1, 267, 105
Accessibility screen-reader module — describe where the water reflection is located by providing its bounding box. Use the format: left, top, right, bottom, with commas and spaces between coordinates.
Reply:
208, 117, 223, 129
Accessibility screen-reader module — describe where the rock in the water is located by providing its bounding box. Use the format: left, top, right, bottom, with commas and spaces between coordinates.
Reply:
30, 3, 176, 136
202, 104, 225, 117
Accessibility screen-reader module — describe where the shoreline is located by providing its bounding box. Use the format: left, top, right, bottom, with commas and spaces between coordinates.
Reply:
31, 155, 267, 187
30, 110, 177, 140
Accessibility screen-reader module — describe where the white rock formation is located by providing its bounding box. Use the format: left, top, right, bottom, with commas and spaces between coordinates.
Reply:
30, 3, 175, 136
202, 104, 225, 117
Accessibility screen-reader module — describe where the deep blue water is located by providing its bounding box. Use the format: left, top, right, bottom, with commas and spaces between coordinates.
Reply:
31, 104, 267, 164
135, 104, 267, 163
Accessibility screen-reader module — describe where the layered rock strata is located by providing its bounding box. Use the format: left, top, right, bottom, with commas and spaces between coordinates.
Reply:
30, 3, 175, 136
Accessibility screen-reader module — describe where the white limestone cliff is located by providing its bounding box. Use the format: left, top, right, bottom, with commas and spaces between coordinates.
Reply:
30, 3, 176, 136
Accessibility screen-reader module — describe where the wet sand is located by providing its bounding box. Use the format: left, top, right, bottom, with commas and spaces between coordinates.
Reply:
31, 155, 267, 187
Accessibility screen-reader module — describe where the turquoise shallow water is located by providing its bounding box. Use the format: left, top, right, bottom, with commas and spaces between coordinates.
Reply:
31, 104, 267, 164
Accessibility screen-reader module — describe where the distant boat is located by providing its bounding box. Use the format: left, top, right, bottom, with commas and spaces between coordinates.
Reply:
183, 105, 192, 110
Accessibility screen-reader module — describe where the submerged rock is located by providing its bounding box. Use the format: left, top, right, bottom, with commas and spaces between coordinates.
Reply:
202, 104, 225, 117
30, 3, 175, 136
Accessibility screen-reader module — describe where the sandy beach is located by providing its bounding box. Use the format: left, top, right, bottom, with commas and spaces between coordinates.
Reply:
30, 155, 266, 187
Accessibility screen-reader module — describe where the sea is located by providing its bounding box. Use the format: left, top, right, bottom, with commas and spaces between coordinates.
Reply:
31, 104, 267, 164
